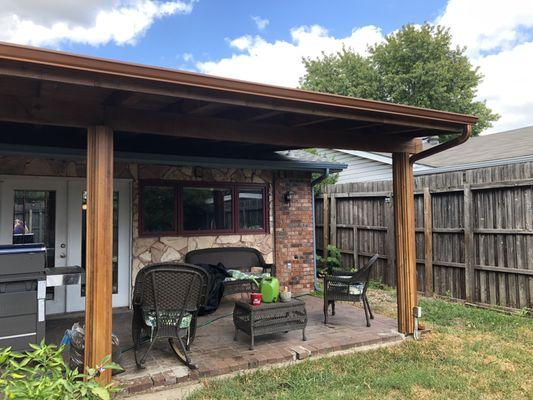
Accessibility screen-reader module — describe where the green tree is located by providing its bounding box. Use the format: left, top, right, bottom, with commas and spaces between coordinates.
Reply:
300, 24, 499, 140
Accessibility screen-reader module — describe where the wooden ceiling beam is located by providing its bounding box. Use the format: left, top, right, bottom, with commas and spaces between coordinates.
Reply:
103, 90, 134, 106
346, 123, 381, 131
245, 110, 282, 122
0, 94, 422, 153
292, 117, 334, 128
186, 102, 228, 116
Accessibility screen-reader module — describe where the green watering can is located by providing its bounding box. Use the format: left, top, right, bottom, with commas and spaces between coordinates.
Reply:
260, 277, 280, 303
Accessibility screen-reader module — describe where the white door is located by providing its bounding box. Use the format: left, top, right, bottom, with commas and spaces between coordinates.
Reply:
0, 177, 68, 314
65, 180, 131, 312
0, 176, 131, 314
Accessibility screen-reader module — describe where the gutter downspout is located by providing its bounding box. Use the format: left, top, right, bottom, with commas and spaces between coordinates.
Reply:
312, 168, 330, 291
407, 123, 472, 339
410, 124, 472, 165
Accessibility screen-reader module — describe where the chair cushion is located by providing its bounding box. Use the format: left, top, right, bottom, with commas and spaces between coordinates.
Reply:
225, 269, 270, 282
142, 309, 192, 329
349, 283, 365, 295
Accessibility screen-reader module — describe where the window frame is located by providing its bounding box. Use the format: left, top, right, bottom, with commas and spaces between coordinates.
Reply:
138, 180, 269, 237
138, 180, 178, 237
236, 184, 269, 234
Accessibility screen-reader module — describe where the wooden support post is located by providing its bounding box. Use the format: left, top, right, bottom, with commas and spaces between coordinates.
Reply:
323, 193, 329, 256
392, 152, 417, 335
330, 195, 337, 247
464, 184, 475, 302
84, 126, 114, 383
423, 187, 433, 296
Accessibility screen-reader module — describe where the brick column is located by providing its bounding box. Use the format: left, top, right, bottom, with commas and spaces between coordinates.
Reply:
274, 171, 315, 294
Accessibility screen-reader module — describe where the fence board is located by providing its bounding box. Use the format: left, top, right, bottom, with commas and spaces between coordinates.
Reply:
317, 160, 533, 309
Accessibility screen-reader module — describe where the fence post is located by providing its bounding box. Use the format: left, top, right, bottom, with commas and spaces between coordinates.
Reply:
322, 193, 329, 256
352, 226, 358, 268
385, 195, 396, 287
464, 184, 475, 302
423, 187, 433, 296
330, 194, 337, 248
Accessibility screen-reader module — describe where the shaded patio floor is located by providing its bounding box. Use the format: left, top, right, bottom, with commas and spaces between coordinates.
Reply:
46, 295, 401, 395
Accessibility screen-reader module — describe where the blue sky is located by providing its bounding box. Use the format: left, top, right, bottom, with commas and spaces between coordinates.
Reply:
1, 0, 532, 133
61, 0, 448, 69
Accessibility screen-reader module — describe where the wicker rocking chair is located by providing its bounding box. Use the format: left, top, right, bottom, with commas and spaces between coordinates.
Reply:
132, 262, 210, 369
323, 254, 379, 327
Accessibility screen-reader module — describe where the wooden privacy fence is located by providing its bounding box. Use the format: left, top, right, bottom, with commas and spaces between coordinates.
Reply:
315, 160, 533, 310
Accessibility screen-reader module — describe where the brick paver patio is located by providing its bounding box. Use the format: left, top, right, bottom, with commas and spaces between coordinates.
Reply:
46, 295, 401, 395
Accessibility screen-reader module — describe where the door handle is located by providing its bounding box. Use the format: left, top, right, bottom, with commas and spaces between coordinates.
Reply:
60, 252, 66, 258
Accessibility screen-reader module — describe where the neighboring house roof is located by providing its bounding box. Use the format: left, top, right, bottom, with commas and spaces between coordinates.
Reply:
419, 125, 533, 167
278, 149, 348, 172
334, 125, 533, 169
317, 125, 533, 183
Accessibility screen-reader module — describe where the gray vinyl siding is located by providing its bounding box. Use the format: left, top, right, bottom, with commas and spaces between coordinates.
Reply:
317, 149, 433, 183
316, 149, 393, 183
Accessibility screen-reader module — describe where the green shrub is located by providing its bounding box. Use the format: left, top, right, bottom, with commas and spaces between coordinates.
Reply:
0, 341, 122, 400
317, 245, 343, 277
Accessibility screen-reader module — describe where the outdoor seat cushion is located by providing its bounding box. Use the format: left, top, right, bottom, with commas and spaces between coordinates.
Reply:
329, 279, 365, 295
224, 269, 271, 282
142, 309, 192, 329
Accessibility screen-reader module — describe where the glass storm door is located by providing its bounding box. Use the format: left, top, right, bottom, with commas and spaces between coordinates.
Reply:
0, 177, 131, 314
65, 180, 131, 312
0, 177, 68, 314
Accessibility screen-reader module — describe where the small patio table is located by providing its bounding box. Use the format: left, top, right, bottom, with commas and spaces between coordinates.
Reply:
233, 298, 307, 350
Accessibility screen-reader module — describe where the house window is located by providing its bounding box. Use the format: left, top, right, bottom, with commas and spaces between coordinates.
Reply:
182, 186, 233, 232
238, 187, 265, 231
140, 183, 177, 234
139, 181, 268, 236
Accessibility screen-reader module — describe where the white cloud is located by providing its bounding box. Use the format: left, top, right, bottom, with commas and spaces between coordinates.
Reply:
435, 0, 533, 133
252, 16, 269, 30
436, 0, 533, 58
229, 35, 255, 51
182, 52, 194, 62
0, 0, 196, 47
197, 25, 384, 87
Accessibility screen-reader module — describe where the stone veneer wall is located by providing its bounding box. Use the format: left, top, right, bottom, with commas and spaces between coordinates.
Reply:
0, 156, 316, 294
273, 171, 315, 294
131, 164, 275, 285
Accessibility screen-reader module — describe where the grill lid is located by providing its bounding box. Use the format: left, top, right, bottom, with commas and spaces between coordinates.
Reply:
0, 243, 47, 255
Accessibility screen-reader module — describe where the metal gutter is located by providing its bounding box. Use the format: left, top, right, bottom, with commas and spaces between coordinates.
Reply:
0, 143, 347, 173
410, 124, 472, 164
311, 169, 331, 292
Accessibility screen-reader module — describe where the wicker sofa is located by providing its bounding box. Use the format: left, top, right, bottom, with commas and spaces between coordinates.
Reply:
185, 247, 275, 296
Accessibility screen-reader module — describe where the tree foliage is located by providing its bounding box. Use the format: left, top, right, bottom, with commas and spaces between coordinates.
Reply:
300, 24, 499, 139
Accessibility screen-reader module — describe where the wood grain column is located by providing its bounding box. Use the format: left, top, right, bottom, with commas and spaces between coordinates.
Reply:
84, 126, 114, 383
392, 152, 417, 335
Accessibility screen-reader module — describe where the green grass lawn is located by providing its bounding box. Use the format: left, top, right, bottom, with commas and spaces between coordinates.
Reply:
187, 294, 533, 400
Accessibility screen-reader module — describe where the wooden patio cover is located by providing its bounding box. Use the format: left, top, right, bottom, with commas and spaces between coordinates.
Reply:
0, 42, 477, 382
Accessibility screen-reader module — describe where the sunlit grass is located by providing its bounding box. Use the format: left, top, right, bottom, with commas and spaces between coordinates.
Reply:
187, 296, 533, 400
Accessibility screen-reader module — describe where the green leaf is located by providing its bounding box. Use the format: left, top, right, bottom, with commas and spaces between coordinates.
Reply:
91, 386, 111, 400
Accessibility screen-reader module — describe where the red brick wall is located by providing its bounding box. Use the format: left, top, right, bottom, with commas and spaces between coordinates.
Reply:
274, 171, 315, 294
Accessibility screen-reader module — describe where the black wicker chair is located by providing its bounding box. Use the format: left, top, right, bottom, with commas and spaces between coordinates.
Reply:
323, 254, 379, 327
185, 247, 275, 296
132, 262, 210, 369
